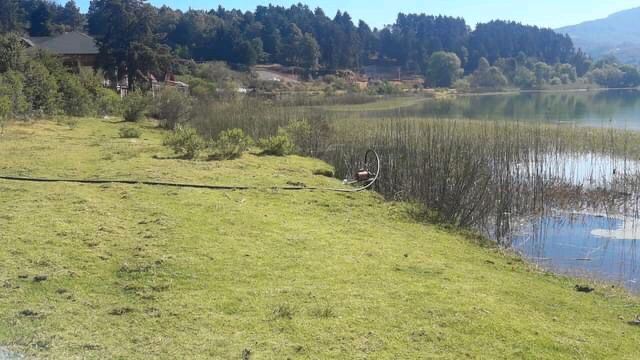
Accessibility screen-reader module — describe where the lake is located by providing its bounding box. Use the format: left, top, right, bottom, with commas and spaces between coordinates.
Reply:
511, 214, 640, 292
370, 89, 640, 130
342, 89, 640, 292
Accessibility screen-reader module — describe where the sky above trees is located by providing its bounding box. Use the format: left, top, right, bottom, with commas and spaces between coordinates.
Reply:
66, 0, 640, 29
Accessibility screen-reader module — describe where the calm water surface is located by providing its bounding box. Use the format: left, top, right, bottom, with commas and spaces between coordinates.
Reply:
511, 214, 640, 292
369, 90, 640, 291
372, 89, 640, 130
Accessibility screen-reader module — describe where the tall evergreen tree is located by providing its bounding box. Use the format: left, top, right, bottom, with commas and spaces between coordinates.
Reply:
59, 0, 83, 31
88, 0, 170, 88
29, 1, 53, 36
0, 0, 23, 33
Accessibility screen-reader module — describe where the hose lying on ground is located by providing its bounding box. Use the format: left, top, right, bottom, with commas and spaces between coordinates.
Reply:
0, 172, 378, 193
0, 150, 381, 193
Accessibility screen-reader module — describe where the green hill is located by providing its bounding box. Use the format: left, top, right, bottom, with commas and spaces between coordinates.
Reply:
0, 119, 638, 359
557, 8, 640, 64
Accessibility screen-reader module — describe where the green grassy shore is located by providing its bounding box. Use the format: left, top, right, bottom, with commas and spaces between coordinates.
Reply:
0, 119, 639, 359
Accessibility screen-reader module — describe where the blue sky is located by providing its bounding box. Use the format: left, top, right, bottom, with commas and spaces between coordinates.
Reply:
69, 0, 640, 29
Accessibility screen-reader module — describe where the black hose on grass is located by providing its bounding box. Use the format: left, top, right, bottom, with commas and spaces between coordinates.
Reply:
0, 175, 370, 193
0, 150, 381, 193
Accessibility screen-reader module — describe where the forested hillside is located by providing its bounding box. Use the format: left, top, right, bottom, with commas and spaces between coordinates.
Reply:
1, 0, 640, 98
557, 8, 640, 65
2, 1, 580, 72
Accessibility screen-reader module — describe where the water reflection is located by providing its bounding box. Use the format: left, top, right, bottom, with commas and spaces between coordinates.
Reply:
370, 89, 640, 129
524, 152, 640, 187
511, 214, 640, 292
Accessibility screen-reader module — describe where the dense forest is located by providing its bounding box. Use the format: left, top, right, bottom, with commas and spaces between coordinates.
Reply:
1, 1, 580, 71
1, 0, 640, 92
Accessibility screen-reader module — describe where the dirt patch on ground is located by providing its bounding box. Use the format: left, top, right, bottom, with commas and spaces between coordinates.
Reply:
0, 348, 23, 360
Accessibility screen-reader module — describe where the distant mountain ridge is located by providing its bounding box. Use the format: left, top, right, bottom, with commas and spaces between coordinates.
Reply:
557, 7, 640, 64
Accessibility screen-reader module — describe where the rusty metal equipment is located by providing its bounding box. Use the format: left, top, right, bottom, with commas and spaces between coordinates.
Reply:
344, 149, 381, 190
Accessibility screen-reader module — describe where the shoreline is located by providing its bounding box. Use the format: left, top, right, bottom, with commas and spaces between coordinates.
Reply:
453, 86, 639, 97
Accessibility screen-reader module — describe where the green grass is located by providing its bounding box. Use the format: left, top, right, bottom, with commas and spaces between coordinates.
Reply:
0, 119, 639, 359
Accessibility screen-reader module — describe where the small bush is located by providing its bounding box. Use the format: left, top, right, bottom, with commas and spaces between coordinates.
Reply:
0, 95, 10, 134
310, 305, 336, 318
57, 117, 78, 130
271, 304, 295, 320
0, 71, 30, 117
59, 73, 94, 117
163, 125, 204, 159
209, 128, 253, 160
153, 88, 193, 129
122, 90, 148, 122
95, 88, 122, 116
258, 130, 294, 156
23, 60, 60, 115
119, 126, 141, 139
283, 119, 311, 154
453, 78, 471, 92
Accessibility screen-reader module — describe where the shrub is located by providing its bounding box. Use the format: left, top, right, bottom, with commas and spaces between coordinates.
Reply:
153, 88, 192, 129
0, 95, 10, 134
23, 60, 60, 115
163, 125, 204, 159
258, 130, 294, 156
59, 73, 94, 116
122, 90, 148, 122
210, 128, 253, 160
0, 33, 26, 73
119, 126, 142, 139
283, 115, 334, 156
95, 88, 122, 116
57, 117, 79, 130
368, 81, 401, 95
0, 71, 30, 116
453, 78, 471, 92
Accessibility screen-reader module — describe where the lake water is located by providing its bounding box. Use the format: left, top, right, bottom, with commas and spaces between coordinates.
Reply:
371, 89, 640, 292
511, 214, 640, 292
375, 89, 640, 130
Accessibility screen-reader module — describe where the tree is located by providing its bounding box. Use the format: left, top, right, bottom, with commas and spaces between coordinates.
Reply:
572, 49, 592, 77
0, 33, 26, 73
534, 62, 552, 87
589, 65, 624, 88
471, 59, 508, 89
477, 57, 490, 73
425, 51, 462, 88
0, 95, 9, 133
513, 66, 535, 89
233, 40, 258, 66
30, 1, 52, 36
300, 33, 320, 70
555, 63, 577, 83
620, 65, 640, 88
0, 71, 30, 116
0, 0, 23, 33
59, 0, 83, 31
89, 0, 171, 89
23, 60, 59, 114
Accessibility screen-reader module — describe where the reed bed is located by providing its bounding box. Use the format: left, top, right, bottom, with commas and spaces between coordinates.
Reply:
187, 98, 640, 244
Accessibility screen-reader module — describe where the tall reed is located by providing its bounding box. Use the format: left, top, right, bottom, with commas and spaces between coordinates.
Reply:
186, 97, 640, 244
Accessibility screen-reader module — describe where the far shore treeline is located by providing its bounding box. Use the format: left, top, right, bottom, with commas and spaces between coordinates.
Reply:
0, 1, 608, 81
1, 0, 640, 124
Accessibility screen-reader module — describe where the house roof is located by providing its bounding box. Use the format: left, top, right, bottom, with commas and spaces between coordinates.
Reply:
24, 32, 99, 55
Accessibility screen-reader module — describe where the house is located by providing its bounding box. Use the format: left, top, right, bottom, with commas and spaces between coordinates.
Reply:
21, 32, 99, 67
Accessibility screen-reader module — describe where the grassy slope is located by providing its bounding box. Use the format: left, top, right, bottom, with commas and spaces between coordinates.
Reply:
0, 119, 639, 359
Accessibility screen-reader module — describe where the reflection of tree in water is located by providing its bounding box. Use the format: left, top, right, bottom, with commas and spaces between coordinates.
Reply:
374, 90, 640, 127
